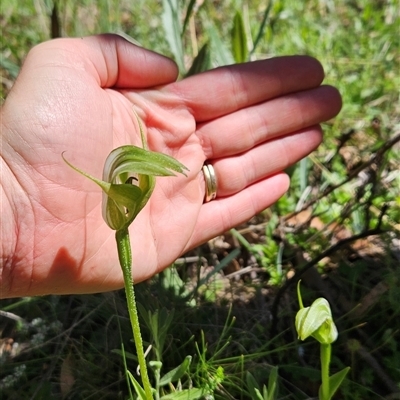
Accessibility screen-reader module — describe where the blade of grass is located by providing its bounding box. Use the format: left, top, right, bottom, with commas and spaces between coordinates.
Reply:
231, 10, 248, 63
181, 0, 197, 35
162, 0, 185, 72
250, 0, 273, 57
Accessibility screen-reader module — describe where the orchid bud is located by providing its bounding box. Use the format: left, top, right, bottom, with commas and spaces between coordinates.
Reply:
295, 282, 338, 345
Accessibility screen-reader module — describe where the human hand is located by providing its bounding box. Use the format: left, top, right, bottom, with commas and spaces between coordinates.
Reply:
0, 34, 341, 298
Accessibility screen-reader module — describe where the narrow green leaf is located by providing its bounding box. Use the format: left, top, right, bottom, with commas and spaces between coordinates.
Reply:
231, 11, 248, 63
263, 385, 269, 400
164, 309, 175, 333
182, 0, 197, 35
111, 348, 137, 361
185, 42, 211, 77
160, 388, 204, 400
201, 10, 234, 66
159, 355, 192, 386
136, 302, 151, 328
250, 0, 273, 56
318, 367, 350, 400
246, 371, 261, 399
267, 366, 278, 400
254, 388, 265, 400
127, 370, 148, 400
162, 0, 185, 71
118, 342, 134, 400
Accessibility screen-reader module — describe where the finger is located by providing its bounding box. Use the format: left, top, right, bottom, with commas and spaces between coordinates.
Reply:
187, 173, 290, 249
27, 34, 179, 89
168, 55, 325, 121
197, 85, 342, 159
209, 127, 322, 197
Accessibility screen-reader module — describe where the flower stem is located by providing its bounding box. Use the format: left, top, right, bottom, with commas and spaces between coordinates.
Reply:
116, 228, 153, 399
320, 343, 331, 400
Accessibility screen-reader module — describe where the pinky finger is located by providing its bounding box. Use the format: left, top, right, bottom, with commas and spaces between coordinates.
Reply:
187, 173, 290, 249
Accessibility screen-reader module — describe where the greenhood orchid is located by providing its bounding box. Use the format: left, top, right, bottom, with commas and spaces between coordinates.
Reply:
63, 110, 188, 232
295, 281, 349, 400
63, 108, 188, 399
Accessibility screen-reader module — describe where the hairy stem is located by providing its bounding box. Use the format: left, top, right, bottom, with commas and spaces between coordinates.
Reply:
116, 228, 153, 399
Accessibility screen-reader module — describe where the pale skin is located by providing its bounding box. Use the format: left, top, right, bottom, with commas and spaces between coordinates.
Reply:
0, 34, 342, 298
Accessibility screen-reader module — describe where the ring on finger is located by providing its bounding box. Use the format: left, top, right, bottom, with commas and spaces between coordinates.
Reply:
202, 163, 217, 203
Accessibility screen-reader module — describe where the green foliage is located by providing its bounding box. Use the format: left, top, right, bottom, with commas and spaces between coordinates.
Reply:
137, 305, 175, 363
318, 367, 351, 400
162, 0, 185, 71
231, 11, 248, 63
246, 366, 279, 400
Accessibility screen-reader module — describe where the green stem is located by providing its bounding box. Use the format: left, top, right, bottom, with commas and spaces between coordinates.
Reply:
320, 343, 331, 400
116, 228, 153, 400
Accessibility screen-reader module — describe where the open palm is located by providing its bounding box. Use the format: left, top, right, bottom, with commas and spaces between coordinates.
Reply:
1, 34, 341, 297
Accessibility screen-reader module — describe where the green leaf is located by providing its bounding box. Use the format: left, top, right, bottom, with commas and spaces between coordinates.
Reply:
159, 355, 192, 386
182, 0, 197, 35
126, 370, 148, 400
263, 385, 269, 400
246, 371, 261, 399
201, 10, 234, 66
111, 348, 138, 361
318, 367, 350, 400
162, 0, 184, 72
185, 42, 211, 77
250, 0, 273, 57
253, 388, 265, 400
267, 366, 278, 400
137, 302, 151, 328
160, 388, 204, 400
231, 10, 248, 63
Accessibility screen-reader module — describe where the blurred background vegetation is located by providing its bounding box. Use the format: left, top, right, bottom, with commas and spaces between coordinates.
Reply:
1, 0, 399, 399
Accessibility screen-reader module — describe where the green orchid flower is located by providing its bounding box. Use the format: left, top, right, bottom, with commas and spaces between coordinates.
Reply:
63, 144, 187, 231
63, 109, 188, 400
295, 281, 349, 400
63, 110, 188, 231
295, 297, 338, 345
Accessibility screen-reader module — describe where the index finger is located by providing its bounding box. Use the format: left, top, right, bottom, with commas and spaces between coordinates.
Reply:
167, 55, 325, 122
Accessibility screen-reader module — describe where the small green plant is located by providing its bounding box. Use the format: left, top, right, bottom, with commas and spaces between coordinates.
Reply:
64, 109, 190, 399
246, 366, 279, 400
295, 281, 350, 400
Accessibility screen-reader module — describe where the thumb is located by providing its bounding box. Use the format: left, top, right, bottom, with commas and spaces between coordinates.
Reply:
21, 33, 179, 89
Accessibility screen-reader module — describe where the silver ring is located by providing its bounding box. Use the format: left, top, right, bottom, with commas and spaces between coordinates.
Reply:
202, 164, 217, 203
